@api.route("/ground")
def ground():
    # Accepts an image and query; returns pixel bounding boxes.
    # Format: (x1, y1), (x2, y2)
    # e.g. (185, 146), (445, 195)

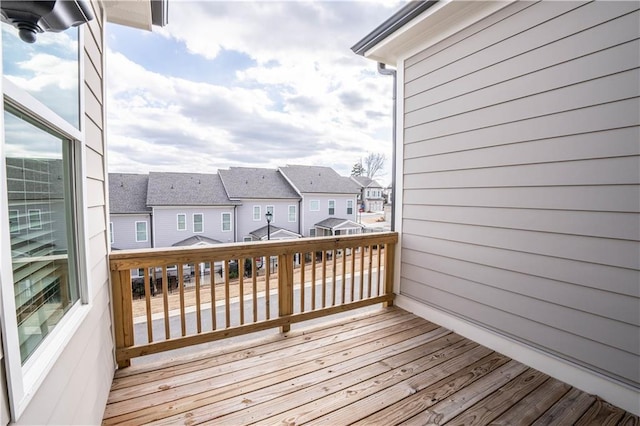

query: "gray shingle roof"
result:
(351, 176), (382, 189)
(109, 173), (150, 214)
(146, 172), (236, 206)
(279, 165), (360, 194)
(315, 217), (364, 229)
(219, 167), (300, 200)
(172, 235), (222, 246)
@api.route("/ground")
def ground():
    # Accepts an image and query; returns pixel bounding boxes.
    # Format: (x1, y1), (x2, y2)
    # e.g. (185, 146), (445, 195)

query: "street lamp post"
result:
(265, 211), (272, 240)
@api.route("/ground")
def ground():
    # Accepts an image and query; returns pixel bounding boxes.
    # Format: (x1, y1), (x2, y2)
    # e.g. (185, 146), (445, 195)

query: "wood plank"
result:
(575, 399), (626, 426)
(104, 320), (442, 424)
(532, 387), (596, 425)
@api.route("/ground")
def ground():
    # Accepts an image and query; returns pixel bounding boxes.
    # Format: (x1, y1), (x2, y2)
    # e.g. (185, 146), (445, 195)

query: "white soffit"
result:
(103, 0), (153, 31)
(365, 0), (511, 65)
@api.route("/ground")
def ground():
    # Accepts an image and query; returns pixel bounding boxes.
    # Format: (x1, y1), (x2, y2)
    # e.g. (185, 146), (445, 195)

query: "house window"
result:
(266, 205), (274, 220)
(288, 205), (296, 222)
(328, 200), (335, 215)
(253, 205), (261, 221)
(177, 213), (186, 231)
(310, 200), (319, 211)
(27, 209), (42, 230)
(193, 213), (204, 233)
(135, 221), (148, 242)
(109, 222), (114, 244)
(4, 108), (81, 364)
(222, 212), (231, 232)
(9, 209), (19, 234)
(347, 200), (353, 215)
(309, 228), (316, 237)
(243, 236), (253, 242)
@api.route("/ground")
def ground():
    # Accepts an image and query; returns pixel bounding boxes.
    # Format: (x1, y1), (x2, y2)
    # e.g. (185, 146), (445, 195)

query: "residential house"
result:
(146, 172), (238, 247)
(279, 165), (362, 237)
(353, 0), (639, 414)
(0, 0), (167, 423)
(108, 173), (152, 250)
(219, 167), (301, 241)
(351, 175), (385, 212)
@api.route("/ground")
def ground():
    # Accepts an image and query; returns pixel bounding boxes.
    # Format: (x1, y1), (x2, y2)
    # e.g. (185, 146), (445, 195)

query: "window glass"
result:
(288, 205), (296, 222)
(2, 24), (80, 128)
(193, 214), (203, 233)
(347, 200), (353, 215)
(253, 206), (260, 221)
(328, 200), (335, 215)
(135, 221), (147, 242)
(310, 200), (319, 211)
(266, 205), (274, 221)
(222, 213), (231, 231)
(4, 108), (79, 363)
(309, 229), (316, 237)
(177, 214), (186, 231)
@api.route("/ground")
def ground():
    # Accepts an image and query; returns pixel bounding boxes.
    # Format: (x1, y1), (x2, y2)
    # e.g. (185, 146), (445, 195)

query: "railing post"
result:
(278, 253), (294, 332)
(111, 268), (134, 368)
(383, 242), (396, 307)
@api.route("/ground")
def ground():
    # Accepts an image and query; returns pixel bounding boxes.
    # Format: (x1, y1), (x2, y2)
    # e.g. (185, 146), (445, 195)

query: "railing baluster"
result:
(331, 249), (336, 306)
(239, 257), (245, 325)
(350, 247), (355, 303)
(178, 264), (186, 337)
(377, 245), (382, 296)
(224, 259), (231, 328)
(195, 262), (202, 333)
(162, 266), (170, 339)
(311, 253), (316, 310)
(144, 267), (153, 342)
(299, 253), (305, 313)
(367, 245), (373, 298)
(341, 248), (346, 304)
(359, 246), (365, 300)
(321, 251), (327, 308)
(252, 258), (258, 323)
(210, 260), (216, 331)
(265, 255), (270, 320)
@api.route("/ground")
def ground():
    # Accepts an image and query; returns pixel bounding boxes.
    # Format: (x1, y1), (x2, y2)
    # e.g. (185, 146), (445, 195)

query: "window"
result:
(309, 228), (316, 237)
(177, 214), (186, 231)
(328, 200), (335, 215)
(135, 221), (148, 242)
(27, 209), (42, 230)
(222, 212), (231, 232)
(253, 206), (261, 221)
(310, 200), (319, 211)
(109, 222), (114, 244)
(193, 213), (204, 233)
(243, 236), (253, 242)
(288, 205), (296, 222)
(9, 209), (19, 234)
(4, 109), (81, 364)
(347, 200), (353, 215)
(266, 205), (274, 220)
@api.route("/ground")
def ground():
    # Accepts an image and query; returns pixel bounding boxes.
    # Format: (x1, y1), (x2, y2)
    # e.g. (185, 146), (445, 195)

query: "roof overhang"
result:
(104, 0), (168, 31)
(352, 0), (510, 65)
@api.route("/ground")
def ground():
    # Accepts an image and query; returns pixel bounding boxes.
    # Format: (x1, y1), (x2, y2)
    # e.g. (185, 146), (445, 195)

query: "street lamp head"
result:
(265, 211), (273, 224)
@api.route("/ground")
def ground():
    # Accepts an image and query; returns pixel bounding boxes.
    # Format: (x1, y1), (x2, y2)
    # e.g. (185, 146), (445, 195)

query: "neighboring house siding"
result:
(153, 207), (235, 247)
(236, 199), (299, 240)
(400, 0), (639, 391)
(301, 195), (358, 236)
(16, 3), (115, 423)
(111, 214), (152, 249)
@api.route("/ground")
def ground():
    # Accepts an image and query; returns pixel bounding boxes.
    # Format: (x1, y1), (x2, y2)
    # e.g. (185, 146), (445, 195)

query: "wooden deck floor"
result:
(103, 307), (638, 425)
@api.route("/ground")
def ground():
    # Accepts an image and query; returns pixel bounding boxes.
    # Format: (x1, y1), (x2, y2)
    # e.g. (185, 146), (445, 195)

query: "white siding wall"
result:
(110, 214), (152, 249)
(153, 207), (236, 247)
(15, 3), (115, 423)
(236, 199), (300, 240)
(301, 194), (358, 236)
(399, 0), (639, 391)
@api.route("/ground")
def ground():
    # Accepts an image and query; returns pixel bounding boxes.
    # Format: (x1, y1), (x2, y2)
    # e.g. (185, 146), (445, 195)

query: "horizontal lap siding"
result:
(400, 1), (640, 388)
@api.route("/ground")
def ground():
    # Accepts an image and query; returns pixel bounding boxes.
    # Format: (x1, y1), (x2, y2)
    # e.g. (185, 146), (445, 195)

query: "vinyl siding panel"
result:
(110, 214), (152, 249)
(236, 199), (300, 240)
(153, 207), (236, 247)
(399, 1), (640, 389)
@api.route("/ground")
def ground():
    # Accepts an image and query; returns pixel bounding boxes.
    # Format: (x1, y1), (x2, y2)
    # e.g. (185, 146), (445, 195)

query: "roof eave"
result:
(104, 0), (168, 31)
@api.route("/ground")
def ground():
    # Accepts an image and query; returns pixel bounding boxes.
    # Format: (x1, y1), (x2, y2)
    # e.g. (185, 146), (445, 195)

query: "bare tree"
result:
(364, 152), (386, 179)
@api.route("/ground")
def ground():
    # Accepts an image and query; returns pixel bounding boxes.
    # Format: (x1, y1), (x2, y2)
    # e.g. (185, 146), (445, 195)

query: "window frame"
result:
(0, 24), (91, 420)
(177, 213), (187, 231)
(221, 212), (231, 232)
(347, 200), (353, 215)
(328, 200), (335, 215)
(109, 222), (114, 244)
(27, 209), (42, 230)
(135, 221), (148, 242)
(9, 208), (19, 233)
(309, 200), (319, 211)
(193, 213), (204, 233)
(288, 205), (296, 222)
(253, 205), (261, 221)
(266, 205), (274, 221)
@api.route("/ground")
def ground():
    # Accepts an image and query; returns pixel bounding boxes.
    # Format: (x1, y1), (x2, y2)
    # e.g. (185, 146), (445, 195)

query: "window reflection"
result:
(2, 23), (79, 128)
(4, 109), (80, 363)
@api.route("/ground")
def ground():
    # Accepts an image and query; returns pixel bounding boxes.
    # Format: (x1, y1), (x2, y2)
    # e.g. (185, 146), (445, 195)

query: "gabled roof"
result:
(351, 176), (383, 189)
(249, 225), (301, 240)
(109, 173), (151, 214)
(279, 165), (360, 195)
(172, 235), (222, 247)
(146, 172), (236, 206)
(315, 218), (364, 230)
(219, 167), (300, 200)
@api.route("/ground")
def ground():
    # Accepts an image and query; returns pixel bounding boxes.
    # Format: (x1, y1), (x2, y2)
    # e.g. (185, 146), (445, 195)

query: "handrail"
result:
(109, 232), (398, 367)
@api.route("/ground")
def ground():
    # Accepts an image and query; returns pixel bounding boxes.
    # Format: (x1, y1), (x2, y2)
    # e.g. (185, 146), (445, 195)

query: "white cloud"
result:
(107, 1), (400, 183)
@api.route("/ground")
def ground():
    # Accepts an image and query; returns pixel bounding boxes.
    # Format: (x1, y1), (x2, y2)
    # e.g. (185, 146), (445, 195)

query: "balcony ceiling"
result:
(104, 0), (167, 31)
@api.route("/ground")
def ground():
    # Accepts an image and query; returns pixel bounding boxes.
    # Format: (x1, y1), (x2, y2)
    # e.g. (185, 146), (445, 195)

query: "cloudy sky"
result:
(105, 1), (402, 184)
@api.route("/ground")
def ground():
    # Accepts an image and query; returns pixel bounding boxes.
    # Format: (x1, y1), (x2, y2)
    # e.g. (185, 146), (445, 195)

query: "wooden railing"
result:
(109, 232), (398, 367)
